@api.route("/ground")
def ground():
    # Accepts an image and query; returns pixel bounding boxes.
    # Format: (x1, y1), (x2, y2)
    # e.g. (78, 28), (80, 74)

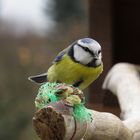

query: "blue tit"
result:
(28, 38), (103, 90)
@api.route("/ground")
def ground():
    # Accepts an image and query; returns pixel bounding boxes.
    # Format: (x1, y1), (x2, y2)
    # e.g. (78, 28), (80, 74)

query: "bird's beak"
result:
(88, 57), (101, 67)
(92, 56), (102, 67)
(93, 56), (99, 61)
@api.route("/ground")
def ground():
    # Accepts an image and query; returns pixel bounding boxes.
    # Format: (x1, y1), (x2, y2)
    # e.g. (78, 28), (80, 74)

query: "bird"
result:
(28, 38), (103, 90)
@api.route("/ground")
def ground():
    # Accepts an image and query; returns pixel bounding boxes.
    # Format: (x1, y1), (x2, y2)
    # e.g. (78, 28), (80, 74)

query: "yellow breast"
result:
(47, 55), (103, 90)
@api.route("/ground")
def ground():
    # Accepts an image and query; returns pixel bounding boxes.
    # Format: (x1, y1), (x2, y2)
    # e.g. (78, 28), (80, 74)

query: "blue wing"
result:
(53, 51), (66, 63)
(53, 47), (69, 63)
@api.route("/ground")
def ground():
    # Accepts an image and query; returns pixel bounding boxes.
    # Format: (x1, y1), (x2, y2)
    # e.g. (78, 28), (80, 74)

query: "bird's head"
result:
(68, 38), (102, 67)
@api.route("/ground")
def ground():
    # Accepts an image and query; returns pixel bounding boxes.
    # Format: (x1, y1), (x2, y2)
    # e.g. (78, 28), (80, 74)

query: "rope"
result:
(69, 119), (88, 140)
(70, 117), (77, 140)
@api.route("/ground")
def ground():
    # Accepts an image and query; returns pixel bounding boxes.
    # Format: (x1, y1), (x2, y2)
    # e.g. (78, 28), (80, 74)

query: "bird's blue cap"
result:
(80, 38), (94, 44)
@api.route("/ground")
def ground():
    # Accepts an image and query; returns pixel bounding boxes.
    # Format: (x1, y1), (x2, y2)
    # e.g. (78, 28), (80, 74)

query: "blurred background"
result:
(0, 0), (140, 139)
(0, 0), (88, 139)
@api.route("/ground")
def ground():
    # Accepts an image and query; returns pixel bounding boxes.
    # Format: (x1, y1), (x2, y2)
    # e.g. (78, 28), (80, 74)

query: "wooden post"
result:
(89, 0), (113, 103)
(33, 101), (133, 140)
(33, 63), (140, 140)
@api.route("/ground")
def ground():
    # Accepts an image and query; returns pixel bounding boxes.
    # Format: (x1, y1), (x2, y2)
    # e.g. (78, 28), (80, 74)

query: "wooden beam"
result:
(89, 0), (113, 103)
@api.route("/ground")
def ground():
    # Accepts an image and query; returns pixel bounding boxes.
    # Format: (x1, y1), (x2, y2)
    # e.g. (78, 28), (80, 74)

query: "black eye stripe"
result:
(98, 50), (101, 54)
(77, 44), (94, 56)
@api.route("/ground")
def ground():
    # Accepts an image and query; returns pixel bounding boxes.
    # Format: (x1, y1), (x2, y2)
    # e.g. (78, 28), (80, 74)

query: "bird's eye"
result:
(98, 50), (101, 54)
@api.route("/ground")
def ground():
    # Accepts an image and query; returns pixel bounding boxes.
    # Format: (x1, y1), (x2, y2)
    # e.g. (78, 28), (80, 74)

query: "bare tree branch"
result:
(103, 63), (140, 140)
(32, 62), (140, 140)
(33, 101), (132, 140)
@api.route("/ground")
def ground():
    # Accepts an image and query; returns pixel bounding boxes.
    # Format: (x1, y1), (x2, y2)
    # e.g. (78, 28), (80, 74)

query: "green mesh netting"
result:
(73, 104), (92, 122)
(35, 82), (59, 109)
(35, 82), (92, 122)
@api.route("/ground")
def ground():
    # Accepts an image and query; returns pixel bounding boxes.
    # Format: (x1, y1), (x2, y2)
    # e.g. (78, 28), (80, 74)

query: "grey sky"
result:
(0, 0), (54, 35)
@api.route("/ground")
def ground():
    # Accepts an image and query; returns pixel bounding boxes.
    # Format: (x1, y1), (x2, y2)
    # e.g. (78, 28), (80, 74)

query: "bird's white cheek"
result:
(75, 52), (93, 65)
(81, 55), (93, 65)
(73, 46), (93, 65)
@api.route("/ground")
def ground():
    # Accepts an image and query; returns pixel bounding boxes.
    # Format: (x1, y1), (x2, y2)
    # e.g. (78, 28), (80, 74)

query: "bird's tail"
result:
(28, 73), (47, 84)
